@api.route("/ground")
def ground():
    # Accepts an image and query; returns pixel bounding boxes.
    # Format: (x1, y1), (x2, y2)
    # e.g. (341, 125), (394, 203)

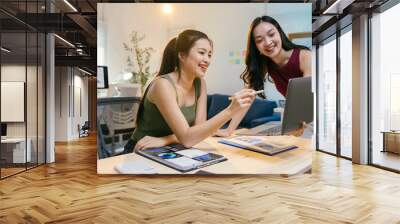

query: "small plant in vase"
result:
(123, 31), (156, 94)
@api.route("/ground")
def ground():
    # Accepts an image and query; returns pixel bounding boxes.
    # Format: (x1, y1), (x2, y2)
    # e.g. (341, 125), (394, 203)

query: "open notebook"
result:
(136, 144), (227, 173)
(219, 136), (298, 156)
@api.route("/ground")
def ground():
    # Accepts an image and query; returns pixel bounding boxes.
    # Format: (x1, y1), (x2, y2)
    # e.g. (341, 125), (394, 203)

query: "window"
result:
(339, 27), (352, 158)
(317, 35), (337, 154)
(370, 2), (400, 171)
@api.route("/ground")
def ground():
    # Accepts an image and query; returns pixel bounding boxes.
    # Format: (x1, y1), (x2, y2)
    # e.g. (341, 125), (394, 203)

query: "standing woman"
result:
(215, 16), (312, 137)
(124, 29), (256, 152)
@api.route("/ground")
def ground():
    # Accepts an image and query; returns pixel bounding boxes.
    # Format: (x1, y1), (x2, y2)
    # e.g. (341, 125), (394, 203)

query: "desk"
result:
(1, 138), (31, 163)
(97, 135), (312, 176)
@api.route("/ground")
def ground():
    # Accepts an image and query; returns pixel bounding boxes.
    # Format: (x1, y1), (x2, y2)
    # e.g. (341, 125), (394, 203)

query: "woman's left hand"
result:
(214, 128), (233, 137)
(134, 136), (168, 151)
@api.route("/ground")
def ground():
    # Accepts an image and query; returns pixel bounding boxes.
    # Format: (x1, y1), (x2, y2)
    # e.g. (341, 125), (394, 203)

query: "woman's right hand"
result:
(228, 89), (256, 113)
(134, 136), (169, 152)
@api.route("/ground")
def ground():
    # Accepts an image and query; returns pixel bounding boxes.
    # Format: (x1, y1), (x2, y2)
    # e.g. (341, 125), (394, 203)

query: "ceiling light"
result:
(63, 0), (78, 12)
(162, 4), (173, 14)
(54, 34), (75, 48)
(78, 67), (92, 76)
(323, 0), (354, 15)
(1, 47), (11, 53)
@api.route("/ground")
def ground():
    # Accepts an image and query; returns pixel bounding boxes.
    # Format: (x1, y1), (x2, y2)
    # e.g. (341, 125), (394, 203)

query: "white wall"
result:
(1, 65), (35, 137)
(98, 3), (311, 101)
(54, 67), (89, 141)
(55, 67), (68, 141)
(1, 65), (26, 139)
(98, 3), (166, 85)
(72, 74), (89, 137)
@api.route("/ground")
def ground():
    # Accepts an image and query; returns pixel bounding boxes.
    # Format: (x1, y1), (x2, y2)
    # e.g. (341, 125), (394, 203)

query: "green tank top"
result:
(130, 75), (201, 144)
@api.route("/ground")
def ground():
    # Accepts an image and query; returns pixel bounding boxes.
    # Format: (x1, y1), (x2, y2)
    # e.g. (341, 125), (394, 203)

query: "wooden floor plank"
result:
(0, 134), (400, 223)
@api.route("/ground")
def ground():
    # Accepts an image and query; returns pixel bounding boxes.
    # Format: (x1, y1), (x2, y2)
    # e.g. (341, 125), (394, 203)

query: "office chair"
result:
(78, 121), (90, 138)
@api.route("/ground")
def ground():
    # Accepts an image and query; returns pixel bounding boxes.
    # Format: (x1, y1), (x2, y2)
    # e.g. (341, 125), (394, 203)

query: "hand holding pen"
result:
(228, 90), (263, 100)
(227, 89), (261, 112)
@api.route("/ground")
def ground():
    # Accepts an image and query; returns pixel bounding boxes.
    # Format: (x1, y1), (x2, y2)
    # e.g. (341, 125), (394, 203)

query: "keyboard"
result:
(236, 123), (282, 136)
(256, 124), (282, 136)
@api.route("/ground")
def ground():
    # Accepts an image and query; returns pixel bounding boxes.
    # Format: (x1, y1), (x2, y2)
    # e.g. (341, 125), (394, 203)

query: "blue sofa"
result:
(207, 94), (281, 128)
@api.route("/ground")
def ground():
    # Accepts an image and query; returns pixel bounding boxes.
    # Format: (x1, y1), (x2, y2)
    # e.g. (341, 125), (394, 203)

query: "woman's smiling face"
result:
(253, 21), (282, 59)
(179, 38), (213, 78)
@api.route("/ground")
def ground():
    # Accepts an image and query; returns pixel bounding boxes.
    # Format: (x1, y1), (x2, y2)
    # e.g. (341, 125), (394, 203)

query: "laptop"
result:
(237, 76), (313, 136)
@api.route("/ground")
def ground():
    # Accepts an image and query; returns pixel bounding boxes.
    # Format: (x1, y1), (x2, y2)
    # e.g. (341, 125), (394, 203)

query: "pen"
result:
(228, 90), (264, 100)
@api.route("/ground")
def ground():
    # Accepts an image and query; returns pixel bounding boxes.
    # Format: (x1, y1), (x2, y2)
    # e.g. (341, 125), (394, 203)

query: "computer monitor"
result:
(1, 123), (7, 137)
(97, 66), (109, 89)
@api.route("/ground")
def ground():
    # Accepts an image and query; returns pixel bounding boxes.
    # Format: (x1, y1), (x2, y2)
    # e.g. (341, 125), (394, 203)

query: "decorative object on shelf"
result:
(123, 31), (156, 94)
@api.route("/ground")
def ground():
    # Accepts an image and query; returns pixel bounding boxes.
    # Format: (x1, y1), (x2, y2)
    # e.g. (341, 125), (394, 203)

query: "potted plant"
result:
(123, 31), (156, 94)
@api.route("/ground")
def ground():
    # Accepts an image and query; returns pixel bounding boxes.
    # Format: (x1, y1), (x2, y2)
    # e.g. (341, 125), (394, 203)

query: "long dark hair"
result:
(240, 16), (309, 98)
(135, 30), (212, 126)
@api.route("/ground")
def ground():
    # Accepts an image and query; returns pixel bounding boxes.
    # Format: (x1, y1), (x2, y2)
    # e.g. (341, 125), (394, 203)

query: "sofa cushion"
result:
(241, 98), (277, 127)
(207, 94), (231, 119)
(250, 112), (281, 127)
(207, 94), (278, 128)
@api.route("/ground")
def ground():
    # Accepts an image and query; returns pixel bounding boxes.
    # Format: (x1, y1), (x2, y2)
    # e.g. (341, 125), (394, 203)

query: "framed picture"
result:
(97, 66), (109, 89)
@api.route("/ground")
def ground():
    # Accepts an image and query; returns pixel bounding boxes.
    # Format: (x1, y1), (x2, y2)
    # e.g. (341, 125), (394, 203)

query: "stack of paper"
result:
(114, 160), (156, 174)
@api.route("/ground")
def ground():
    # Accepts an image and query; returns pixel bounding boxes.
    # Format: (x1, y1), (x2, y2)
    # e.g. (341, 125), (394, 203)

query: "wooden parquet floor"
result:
(1, 134), (400, 224)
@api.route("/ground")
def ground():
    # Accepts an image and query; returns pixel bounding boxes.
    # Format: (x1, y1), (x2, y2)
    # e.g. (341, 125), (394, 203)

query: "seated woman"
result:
(125, 29), (256, 152)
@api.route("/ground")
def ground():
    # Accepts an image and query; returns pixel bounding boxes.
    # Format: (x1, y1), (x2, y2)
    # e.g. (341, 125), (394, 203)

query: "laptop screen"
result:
(281, 76), (313, 134)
